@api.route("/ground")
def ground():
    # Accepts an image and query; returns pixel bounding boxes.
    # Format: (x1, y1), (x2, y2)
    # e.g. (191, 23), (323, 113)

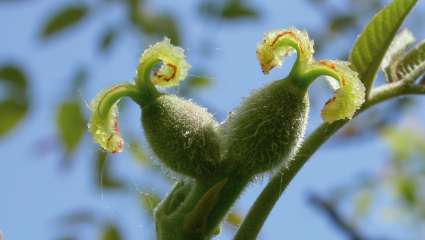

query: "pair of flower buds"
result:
(88, 28), (365, 179)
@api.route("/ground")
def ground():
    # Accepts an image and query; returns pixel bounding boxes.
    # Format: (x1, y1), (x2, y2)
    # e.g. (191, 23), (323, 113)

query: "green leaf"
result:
(0, 100), (27, 137)
(139, 192), (161, 217)
(41, 5), (88, 39)
(56, 100), (86, 154)
(0, 65), (29, 137)
(99, 224), (121, 240)
(396, 40), (425, 82)
(349, 0), (417, 96)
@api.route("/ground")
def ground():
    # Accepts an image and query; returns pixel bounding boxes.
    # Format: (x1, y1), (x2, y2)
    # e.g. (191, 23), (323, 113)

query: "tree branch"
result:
(308, 193), (366, 240)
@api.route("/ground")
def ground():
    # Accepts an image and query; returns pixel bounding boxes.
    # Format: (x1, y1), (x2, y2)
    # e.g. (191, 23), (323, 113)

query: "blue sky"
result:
(1, 0), (425, 239)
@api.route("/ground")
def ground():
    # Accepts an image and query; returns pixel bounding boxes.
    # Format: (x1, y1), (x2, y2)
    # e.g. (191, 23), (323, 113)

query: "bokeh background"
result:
(1, 0), (425, 239)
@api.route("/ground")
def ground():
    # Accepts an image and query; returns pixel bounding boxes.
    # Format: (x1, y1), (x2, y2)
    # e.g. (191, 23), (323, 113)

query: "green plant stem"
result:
(97, 83), (142, 116)
(204, 175), (251, 236)
(233, 82), (425, 240)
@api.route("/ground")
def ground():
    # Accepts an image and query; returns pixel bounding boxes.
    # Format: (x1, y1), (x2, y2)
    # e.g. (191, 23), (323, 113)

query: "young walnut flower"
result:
(88, 84), (139, 153)
(256, 28), (314, 74)
(304, 60), (366, 122)
(88, 38), (221, 179)
(221, 28), (366, 176)
(138, 38), (190, 87)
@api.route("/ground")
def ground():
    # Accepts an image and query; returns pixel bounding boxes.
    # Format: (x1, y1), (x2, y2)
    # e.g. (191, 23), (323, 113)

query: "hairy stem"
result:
(96, 84), (142, 116)
(233, 82), (425, 240)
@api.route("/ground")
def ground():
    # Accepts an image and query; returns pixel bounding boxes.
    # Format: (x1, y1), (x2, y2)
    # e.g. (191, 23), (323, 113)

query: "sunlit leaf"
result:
(225, 211), (243, 228)
(41, 5), (88, 39)
(349, 0), (417, 96)
(56, 100), (86, 154)
(99, 224), (121, 240)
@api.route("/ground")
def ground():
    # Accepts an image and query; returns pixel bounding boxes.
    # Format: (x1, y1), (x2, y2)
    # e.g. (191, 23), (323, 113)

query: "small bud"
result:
(136, 38), (221, 179)
(142, 95), (221, 178)
(138, 37), (190, 88)
(256, 28), (314, 74)
(304, 60), (366, 122)
(88, 87), (124, 153)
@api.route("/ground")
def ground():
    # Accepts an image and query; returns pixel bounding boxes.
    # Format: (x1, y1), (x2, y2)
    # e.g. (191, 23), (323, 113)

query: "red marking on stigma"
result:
(154, 63), (177, 82)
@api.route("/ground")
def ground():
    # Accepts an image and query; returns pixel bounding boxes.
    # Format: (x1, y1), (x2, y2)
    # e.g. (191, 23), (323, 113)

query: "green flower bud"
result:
(136, 38), (221, 179)
(221, 28), (365, 176)
(88, 38), (222, 179)
(220, 79), (309, 175)
(142, 94), (221, 178)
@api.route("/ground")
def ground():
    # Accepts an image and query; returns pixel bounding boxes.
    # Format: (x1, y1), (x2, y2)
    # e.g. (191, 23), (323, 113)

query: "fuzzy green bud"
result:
(142, 95), (221, 178)
(220, 28), (365, 176)
(220, 79), (309, 175)
(136, 38), (221, 179)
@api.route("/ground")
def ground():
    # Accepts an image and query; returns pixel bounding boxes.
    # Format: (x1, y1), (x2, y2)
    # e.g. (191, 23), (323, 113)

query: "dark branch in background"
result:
(308, 193), (367, 240)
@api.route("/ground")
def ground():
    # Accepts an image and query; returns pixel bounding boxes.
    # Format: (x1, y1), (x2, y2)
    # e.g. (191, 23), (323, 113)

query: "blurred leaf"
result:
(99, 224), (121, 240)
(129, 140), (150, 166)
(329, 15), (357, 33)
(0, 99), (28, 137)
(354, 190), (372, 218)
(381, 128), (415, 161)
(95, 151), (125, 190)
(225, 211), (243, 228)
(0, 64), (29, 137)
(59, 210), (96, 226)
(56, 100), (86, 154)
(99, 28), (118, 53)
(187, 75), (212, 89)
(71, 67), (88, 92)
(139, 192), (161, 217)
(394, 177), (417, 206)
(141, 15), (180, 45)
(56, 237), (77, 240)
(126, 0), (181, 44)
(41, 5), (88, 39)
(349, 0), (417, 95)
(0, 64), (27, 92)
(200, 0), (259, 21)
